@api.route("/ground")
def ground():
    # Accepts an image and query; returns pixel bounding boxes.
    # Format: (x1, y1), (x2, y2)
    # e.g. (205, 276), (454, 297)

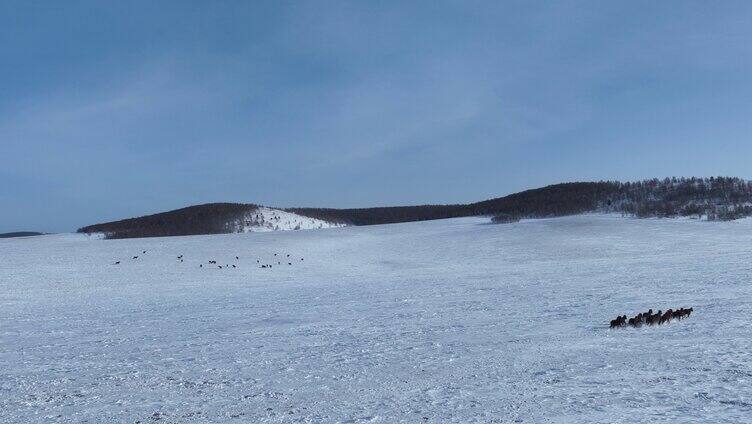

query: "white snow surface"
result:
(235, 207), (345, 233)
(2, 215), (752, 422)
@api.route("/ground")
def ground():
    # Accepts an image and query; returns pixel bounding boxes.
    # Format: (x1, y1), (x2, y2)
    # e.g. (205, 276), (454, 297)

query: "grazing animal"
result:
(236, 256), (239, 260)
(685, 307), (693, 317)
(114, 261), (120, 265)
(200, 264), (203, 268)
(232, 265), (236, 268)
(287, 254), (290, 257)
(257, 260), (260, 263)
(218, 265), (223, 269)
(274, 253), (277, 256)
(143, 250), (146, 254)
(133, 256), (138, 259)
(288, 262), (291, 265)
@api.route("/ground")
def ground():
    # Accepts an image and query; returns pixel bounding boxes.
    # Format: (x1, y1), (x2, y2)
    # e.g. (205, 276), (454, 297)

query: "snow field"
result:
(2, 215), (752, 422)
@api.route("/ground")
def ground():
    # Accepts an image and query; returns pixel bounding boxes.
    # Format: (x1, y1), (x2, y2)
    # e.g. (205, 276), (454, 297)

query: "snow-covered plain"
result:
(2, 215), (752, 423)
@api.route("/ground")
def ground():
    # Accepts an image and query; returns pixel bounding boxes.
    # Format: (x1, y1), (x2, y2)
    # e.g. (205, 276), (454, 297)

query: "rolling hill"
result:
(78, 177), (752, 239)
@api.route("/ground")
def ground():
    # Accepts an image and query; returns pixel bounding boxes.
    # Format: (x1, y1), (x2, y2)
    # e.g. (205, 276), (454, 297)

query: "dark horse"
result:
(610, 315), (627, 328)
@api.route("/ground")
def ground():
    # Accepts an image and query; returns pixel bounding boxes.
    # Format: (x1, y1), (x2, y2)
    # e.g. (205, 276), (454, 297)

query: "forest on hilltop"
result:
(78, 177), (752, 239)
(78, 203), (258, 239)
(294, 177), (752, 225)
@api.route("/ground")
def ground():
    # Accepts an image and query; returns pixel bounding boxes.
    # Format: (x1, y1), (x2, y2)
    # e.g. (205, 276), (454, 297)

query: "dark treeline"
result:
(0, 231), (45, 238)
(288, 204), (469, 226)
(471, 181), (620, 217)
(490, 214), (520, 224)
(78, 203), (258, 239)
(292, 178), (752, 224)
(289, 182), (621, 225)
(78, 177), (752, 239)
(605, 177), (752, 220)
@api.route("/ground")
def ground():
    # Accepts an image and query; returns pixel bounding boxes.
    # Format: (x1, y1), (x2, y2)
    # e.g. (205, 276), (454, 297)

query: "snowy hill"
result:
(4, 215), (751, 422)
(77, 203), (345, 239)
(233, 207), (345, 232)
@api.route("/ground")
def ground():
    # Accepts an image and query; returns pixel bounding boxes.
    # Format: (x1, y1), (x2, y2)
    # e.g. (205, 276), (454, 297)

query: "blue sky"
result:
(2, 1), (752, 232)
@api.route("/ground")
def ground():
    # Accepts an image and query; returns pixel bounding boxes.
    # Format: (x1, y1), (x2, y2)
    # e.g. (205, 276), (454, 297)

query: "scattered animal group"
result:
(113, 250), (305, 271)
(610, 307), (693, 328)
(258, 253), (304, 269)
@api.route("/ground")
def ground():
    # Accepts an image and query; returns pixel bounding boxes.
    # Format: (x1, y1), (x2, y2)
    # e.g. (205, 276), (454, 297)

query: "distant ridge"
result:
(79, 177), (752, 239)
(291, 177), (752, 224)
(79, 203), (256, 239)
(0, 231), (45, 238)
(77, 203), (343, 239)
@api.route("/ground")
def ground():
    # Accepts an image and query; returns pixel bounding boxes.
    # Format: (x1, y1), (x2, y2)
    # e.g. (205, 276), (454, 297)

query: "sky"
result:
(2, 1), (752, 233)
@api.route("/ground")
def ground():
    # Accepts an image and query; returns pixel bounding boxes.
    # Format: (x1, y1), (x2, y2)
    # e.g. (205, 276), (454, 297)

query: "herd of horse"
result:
(610, 307), (693, 328)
